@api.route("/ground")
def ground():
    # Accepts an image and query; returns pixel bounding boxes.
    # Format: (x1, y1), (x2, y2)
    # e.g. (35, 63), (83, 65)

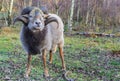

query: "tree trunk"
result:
(56, 7), (59, 15)
(8, 0), (14, 26)
(68, 0), (75, 33)
(86, 0), (90, 25)
(23, 0), (26, 8)
(37, 0), (40, 7)
(91, 0), (96, 27)
(9, 0), (13, 16)
(77, 1), (80, 22)
(1, 0), (8, 26)
(29, 0), (32, 6)
(0, 0), (3, 11)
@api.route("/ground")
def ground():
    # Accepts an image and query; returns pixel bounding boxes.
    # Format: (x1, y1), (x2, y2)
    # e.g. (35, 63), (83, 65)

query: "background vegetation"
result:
(0, 0), (120, 33)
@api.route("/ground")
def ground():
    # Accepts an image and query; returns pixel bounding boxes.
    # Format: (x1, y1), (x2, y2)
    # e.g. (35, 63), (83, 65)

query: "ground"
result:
(0, 27), (120, 81)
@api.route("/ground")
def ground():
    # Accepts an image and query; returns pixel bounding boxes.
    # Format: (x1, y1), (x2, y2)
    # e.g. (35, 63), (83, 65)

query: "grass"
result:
(0, 27), (120, 81)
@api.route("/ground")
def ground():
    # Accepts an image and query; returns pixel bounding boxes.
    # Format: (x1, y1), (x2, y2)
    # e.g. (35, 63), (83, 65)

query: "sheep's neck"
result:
(24, 27), (47, 54)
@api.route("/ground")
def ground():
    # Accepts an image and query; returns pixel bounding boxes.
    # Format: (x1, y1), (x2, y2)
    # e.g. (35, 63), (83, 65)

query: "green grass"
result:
(0, 27), (120, 81)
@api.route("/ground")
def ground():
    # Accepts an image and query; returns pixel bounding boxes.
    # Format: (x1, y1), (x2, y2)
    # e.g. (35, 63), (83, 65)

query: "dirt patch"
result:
(112, 50), (120, 57)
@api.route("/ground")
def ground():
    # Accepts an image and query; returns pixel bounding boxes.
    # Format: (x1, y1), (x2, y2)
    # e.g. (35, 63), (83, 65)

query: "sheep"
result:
(14, 7), (66, 78)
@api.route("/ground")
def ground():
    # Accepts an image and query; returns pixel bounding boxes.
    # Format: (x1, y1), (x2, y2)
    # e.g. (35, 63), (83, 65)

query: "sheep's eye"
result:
(29, 15), (33, 18)
(29, 15), (34, 20)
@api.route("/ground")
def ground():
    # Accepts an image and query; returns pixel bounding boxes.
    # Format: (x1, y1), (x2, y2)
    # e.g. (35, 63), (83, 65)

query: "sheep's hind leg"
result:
(42, 49), (49, 77)
(25, 54), (32, 78)
(49, 50), (53, 64)
(58, 45), (66, 71)
(49, 45), (57, 64)
(58, 45), (72, 80)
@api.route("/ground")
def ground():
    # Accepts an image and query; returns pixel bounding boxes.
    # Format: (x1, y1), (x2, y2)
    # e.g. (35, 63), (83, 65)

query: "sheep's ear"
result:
(13, 15), (29, 25)
(44, 16), (58, 26)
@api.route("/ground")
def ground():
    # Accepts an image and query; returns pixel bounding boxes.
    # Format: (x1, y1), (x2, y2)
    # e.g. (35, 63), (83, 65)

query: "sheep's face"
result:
(28, 9), (45, 32)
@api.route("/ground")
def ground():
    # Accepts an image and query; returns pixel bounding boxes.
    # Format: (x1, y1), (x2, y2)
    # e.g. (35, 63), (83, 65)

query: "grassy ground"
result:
(0, 27), (120, 81)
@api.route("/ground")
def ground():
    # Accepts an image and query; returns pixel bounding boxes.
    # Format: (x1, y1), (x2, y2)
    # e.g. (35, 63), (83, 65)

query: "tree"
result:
(8, 0), (14, 26)
(77, 0), (80, 22)
(85, 0), (90, 25)
(68, 0), (75, 32)
(32, 0), (40, 7)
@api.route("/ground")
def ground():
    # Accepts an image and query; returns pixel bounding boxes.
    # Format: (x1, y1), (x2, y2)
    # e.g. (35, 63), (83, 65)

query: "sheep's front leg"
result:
(49, 50), (53, 64)
(42, 50), (49, 77)
(25, 54), (32, 77)
(58, 45), (66, 71)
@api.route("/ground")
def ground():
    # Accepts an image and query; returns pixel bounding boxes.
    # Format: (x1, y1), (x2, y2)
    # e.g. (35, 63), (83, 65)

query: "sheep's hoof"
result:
(47, 61), (52, 65)
(62, 69), (66, 72)
(43, 74), (52, 80)
(49, 61), (52, 64)
(24, 74), (29, 79)
(47, 61), (53, 65)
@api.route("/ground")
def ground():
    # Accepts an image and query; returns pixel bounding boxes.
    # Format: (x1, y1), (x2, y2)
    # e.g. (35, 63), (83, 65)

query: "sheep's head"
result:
(14, 7), (58, 32)
(27, 8), (45, 31)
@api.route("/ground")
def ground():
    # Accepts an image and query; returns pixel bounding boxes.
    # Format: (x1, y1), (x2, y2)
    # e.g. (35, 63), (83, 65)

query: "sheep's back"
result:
(46, 14), (64, 52)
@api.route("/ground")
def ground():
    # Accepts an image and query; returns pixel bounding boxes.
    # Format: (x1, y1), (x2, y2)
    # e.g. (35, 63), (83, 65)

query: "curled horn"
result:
(13, 15), (29, 25)
(45, 16), (59, 26)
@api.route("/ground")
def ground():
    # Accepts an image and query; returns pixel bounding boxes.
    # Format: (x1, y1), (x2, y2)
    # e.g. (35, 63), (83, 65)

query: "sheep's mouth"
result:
(32, 28), (41, 32)
(33, 27), (41, 30)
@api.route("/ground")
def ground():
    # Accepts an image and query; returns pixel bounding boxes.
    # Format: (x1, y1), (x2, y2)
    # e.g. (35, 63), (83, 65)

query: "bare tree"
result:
(68, 0), (75, 32)
(77, 0), (80, 22)
(32, 0), (40, 7)
(49, 0), (64, 15)
(1, 0), (120, 32)
(7, 0), (14, 26)
(29, 0), (32, 6)
(9, 0), (14, 16)
(86, 0), (90, 25)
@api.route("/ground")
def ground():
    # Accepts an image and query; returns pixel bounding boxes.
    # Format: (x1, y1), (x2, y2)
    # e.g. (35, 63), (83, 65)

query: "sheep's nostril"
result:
(35, 22), (40, 25)
(35, 22), (41, 27)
